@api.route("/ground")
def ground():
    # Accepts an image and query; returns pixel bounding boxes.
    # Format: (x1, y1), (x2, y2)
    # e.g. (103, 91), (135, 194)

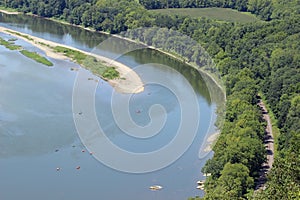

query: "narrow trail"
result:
(255, 98), (275, 191)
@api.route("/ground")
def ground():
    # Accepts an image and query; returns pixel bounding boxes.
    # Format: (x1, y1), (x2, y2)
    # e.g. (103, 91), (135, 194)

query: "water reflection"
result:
(120, 49), (212, 104)
(0, 13), (108, 50)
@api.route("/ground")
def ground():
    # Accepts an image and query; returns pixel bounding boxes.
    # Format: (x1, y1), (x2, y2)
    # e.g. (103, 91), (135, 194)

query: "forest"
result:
(1, 0), (299, 199)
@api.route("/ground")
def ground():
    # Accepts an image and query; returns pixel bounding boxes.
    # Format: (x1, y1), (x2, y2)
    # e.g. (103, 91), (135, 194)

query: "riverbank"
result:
(151, 47), (225, 94)
(0, 26), (144, 94)
(203, 132), (220, 152)
(112, 34), (226, 95)
(0, 9), (20, 15)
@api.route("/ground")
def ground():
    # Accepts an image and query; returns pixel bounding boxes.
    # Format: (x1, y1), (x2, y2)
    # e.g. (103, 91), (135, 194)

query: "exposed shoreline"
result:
(0, 9), (20, 15)
(0, 25), (144, 94)
(203, 132), (220, 152)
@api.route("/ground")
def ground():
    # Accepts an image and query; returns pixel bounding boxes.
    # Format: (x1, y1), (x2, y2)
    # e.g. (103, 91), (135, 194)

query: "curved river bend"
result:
(0, 13), (222, 200)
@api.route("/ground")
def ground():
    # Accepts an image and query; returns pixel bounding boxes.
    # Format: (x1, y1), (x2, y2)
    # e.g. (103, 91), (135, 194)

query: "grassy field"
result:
(150, 8), (260, 23)
(20, 50), (53, 66)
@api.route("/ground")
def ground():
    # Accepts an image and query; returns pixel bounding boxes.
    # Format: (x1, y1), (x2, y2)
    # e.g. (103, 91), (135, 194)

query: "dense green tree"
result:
(255, 130), (300, 199)
(204, 163), (254, 199)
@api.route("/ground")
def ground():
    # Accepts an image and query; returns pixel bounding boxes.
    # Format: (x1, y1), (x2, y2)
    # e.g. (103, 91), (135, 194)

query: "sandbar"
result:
(0, 26), (144, 94)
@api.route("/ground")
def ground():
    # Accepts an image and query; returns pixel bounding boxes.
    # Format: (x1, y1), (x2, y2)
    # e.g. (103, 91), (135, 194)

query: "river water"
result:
(0, 13), (222, 200)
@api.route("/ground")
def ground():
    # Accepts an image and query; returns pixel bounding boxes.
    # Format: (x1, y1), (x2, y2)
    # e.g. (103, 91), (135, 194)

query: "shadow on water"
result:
(126, 49), (212, 103)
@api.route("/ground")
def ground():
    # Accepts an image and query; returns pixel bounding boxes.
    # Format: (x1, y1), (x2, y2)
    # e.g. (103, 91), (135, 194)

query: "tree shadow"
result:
(266, 149), (273, 155)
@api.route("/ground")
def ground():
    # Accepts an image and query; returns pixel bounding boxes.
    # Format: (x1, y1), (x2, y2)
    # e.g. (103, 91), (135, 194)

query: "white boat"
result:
(203, 173), (211, 177)
(197, 180), (205, 185)
(149, 185), (163, 191)
(197, 185), (204, 190)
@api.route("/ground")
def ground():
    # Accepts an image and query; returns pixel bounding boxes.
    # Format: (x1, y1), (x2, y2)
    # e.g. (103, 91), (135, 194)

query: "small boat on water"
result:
(197, 185), (204, 190)
(197, 180), (205, 185)
(203, 173), (211, 177)
(149, 185), (163, 191)
(196, 180), (205, 190)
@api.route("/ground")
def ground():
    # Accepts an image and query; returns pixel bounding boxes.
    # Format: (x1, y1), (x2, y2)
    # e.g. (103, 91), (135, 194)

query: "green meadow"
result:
(150, 8), (260, 23)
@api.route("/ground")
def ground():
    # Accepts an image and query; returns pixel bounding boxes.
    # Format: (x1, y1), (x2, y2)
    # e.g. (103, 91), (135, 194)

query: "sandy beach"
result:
(0, 9), (20, 15)
(203, 132), (220, 152)
(0, 26), (144, 94)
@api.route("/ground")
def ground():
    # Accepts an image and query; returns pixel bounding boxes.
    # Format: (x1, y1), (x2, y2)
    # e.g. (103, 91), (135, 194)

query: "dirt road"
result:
(255, 99), (275, 190)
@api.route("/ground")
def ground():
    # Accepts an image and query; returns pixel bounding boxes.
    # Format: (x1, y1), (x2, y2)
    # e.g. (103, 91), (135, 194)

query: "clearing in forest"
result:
(150, 8), (260, 23)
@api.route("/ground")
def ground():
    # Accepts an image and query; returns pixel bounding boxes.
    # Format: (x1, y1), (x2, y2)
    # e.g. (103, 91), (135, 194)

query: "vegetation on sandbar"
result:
(102, 67), (120, 80)
(1, 32), (119, 79)
(53, 46), (87, 64)
(20, 50), (53, 66)
(54, 46), (120, 79)
(0, 36), (21, 50)
(6, 30), (33, 41)
(0, 36), (52, 66)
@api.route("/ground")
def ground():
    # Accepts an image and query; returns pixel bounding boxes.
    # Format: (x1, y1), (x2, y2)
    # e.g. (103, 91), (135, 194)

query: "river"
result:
(0, 13), (223, 200)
